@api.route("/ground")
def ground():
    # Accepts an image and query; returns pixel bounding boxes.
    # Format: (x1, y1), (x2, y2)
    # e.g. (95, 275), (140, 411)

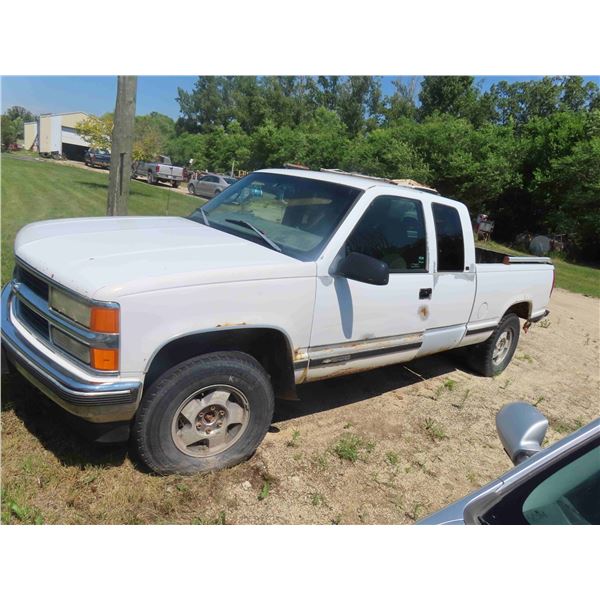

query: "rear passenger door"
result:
(419, 202), (476, 352)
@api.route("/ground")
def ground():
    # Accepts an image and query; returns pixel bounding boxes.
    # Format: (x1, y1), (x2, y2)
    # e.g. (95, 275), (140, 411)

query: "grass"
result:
(550, 418), (584, 435)
(1, 154), (201, 284)
(423, 418), (447, 442)
(477, 240), (600, 298)
(287, 430), (301, 448)
(332, 434), (375, 463)
(384, 451), (400, 466)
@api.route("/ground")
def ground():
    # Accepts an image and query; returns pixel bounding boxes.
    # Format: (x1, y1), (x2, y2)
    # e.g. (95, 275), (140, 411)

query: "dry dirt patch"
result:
(2, 288), (598, 524)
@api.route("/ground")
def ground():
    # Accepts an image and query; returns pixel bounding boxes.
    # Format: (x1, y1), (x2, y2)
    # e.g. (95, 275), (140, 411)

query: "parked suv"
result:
(188, 173), (236, 198)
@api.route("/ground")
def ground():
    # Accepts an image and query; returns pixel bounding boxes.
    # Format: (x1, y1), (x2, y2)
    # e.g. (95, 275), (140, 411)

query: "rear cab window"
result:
(432, 202), (465, 272)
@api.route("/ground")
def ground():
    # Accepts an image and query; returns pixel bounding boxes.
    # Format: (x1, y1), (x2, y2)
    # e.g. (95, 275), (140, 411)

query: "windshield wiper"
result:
(225, 219), (282, 253)
(199, 207), (210, 227)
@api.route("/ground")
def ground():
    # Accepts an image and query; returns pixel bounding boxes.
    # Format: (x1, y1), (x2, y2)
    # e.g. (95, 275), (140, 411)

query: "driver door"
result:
(307, 193), (434, 381)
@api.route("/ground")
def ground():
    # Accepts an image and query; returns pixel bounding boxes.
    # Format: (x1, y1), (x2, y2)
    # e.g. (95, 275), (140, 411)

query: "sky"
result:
(2, 76), (598, 121)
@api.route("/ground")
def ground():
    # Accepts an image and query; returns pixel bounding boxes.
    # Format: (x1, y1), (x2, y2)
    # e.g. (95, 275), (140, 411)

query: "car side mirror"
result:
(336, 252), (389, 286)
(496, 402), (548, 465)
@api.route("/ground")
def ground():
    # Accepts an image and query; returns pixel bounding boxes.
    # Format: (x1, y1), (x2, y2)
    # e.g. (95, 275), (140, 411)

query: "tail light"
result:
(155, 165), (160, 173)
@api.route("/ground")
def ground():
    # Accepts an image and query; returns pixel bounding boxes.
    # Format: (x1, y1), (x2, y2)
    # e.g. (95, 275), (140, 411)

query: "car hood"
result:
(15, 216), (314, 300)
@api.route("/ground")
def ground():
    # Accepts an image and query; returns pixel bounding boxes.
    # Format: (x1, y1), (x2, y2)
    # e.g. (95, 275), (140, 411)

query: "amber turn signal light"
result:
(90, 307), (119, 333)
(91, 348), (119, 371)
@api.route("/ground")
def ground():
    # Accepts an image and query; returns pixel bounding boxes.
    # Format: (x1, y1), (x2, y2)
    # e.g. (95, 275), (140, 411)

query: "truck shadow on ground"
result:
(3, 352), (472, 471)
(2, 374), (128, 470)
(273, 352), (470, 424)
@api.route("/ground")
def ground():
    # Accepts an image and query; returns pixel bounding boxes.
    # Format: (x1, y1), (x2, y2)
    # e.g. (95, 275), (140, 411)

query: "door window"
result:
(521, 445), (600, 525)
(481, 439), (600, 524)
(432, 203), (465, 272)
(346, 195), (427, 272)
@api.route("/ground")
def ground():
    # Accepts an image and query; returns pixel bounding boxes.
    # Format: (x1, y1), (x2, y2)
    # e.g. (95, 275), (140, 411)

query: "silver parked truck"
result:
(132, 155), (184, 188)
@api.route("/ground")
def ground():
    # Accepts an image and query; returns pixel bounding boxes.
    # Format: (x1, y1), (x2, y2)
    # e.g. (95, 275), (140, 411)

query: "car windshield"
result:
(188, 172), (361, 260)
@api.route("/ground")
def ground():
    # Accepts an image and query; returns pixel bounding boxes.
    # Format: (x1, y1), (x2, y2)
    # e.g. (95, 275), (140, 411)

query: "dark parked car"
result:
(85, 149), (111, 169)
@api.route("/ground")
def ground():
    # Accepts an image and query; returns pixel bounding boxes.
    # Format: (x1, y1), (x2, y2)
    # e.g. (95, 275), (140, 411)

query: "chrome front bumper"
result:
(1, 284), (142, 423)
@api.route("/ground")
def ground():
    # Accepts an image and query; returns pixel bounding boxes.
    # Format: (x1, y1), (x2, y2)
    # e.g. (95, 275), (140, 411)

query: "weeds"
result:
(423, 418), (447, 442)
(311, 452), (329, 471)
(192, 511), (226, 525)
(452, 388), (470, 409)
(551, 418), (584, 435)
(539, 319), (551, 329)
(533, 395), (545, 407)
(517, 353), (533, 363)
(258, 481), (270, 501)
(405, 502), (426, 522)
(443, 379), (457, 392)
(332, 434), (375, 463)
(385, 451), (400, 466)
(1, 488), (44, 525)
(499, 379), (512, 390)
(287, 430), (301, 448)
(310, 493), (325, 507)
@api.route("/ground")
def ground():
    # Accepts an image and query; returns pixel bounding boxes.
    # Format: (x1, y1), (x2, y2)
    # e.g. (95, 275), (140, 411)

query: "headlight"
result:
(50, 288), (91, 327)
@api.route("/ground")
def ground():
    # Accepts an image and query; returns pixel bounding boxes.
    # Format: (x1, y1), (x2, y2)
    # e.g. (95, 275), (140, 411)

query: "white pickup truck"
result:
(1, 169), (554, 474)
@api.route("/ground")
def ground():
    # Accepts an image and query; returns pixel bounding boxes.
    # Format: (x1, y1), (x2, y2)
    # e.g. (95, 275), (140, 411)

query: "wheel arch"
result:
(143, 326), (298, 401)
(504, 300), (532, 320)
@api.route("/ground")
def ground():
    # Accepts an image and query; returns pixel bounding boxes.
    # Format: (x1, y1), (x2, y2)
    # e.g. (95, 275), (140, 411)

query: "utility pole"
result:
(107, 76), (137, 216)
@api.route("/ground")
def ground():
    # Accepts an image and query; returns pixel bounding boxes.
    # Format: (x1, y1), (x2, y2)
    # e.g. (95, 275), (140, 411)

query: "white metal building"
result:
(24, 112), (91, 160)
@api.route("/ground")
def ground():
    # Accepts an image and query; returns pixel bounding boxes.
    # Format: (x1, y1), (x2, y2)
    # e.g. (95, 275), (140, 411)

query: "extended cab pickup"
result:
(1, 169), (554, 474)
(132, 155), (184, 188)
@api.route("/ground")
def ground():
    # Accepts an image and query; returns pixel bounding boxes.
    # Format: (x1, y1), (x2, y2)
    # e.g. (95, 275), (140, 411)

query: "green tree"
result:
(76, 113), (113, 149)
(345, 126), (430, 183)
(1, 115), (19, 149)
(3, 106), (35, 140)
(133, 112), (175, 161)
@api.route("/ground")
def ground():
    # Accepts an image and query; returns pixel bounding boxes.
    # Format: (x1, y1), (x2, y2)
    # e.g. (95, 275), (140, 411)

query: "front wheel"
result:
(132, 352), (275, 475)
(465, 312), (520, 377)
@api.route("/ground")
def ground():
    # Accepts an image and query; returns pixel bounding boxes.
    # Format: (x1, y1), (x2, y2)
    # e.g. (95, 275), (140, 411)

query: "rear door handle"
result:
(419, 288), (432, 300)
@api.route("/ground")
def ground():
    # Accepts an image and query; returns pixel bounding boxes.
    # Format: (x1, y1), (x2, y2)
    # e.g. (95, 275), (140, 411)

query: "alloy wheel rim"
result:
(171, 385), (249, 457)
(492, 330), (513, 365)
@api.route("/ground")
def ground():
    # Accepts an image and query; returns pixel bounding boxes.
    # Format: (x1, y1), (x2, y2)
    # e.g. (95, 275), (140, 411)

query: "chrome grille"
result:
(16, 299), (50, 340)
(15, 265), (49, 301)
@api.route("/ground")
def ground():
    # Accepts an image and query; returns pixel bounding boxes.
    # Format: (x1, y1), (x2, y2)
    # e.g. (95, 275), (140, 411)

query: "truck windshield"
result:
(188, 172), (361, 260)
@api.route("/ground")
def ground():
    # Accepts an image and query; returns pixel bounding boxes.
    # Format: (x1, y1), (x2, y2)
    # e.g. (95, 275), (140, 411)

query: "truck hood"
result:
(15, 216), (315, 300)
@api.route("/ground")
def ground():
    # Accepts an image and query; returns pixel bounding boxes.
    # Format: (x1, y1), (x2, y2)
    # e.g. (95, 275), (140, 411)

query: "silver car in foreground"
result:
(419, 403), (599, 525)
(188, 173), (237, 198)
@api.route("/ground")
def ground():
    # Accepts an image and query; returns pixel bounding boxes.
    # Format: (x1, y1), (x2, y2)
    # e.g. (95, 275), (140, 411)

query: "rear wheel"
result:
(132, 352), (275, 475)
(213, 188), (222, 197)
(465, 312), (520, 377)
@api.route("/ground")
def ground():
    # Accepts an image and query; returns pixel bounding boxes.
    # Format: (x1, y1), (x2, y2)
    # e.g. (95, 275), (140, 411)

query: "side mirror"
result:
(496, 402), (548, 465)
(336, 252), (389, 286)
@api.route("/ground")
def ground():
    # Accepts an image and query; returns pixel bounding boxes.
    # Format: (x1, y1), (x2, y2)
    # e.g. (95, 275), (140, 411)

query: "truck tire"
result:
(132, 352), (275, 475)
(171, 180), (180, 188)
(465, 312), (520, 377)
